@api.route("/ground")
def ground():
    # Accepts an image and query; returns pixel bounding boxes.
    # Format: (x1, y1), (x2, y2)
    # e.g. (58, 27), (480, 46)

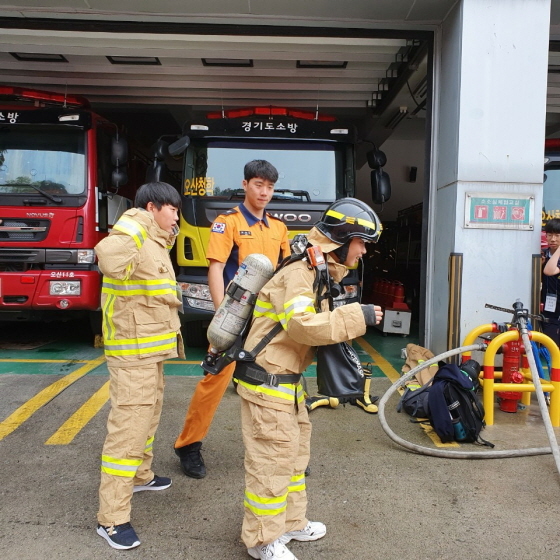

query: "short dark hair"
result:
(134, 181), (181, 210)
(544, 218), (560, 234)
(244, 160), (279, 183)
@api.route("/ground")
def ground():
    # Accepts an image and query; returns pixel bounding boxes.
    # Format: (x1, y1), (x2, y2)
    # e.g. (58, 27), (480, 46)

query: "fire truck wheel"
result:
(89, 311), (102, 337)
(182, 320), (208, 348)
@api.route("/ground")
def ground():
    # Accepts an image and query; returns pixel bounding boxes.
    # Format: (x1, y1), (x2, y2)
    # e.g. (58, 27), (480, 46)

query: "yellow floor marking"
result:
(355, 337), (459, 448)
(164, 360), (204, 365)
(355, 337), (401, 382)
(46, 380), (110, 445)
(0, 359), (89, 363)
(0, 355), (106, 441)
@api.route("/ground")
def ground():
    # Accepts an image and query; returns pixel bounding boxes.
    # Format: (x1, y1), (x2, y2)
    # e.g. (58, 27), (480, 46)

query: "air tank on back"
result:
(206, 253), (275, 356)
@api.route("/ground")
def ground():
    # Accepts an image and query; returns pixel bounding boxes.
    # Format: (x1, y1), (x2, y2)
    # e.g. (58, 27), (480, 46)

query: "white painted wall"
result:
(428, 0), (550, 354)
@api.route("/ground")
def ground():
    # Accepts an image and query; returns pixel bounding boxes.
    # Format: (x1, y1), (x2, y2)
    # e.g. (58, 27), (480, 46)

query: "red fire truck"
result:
(0, 86), (132, 331)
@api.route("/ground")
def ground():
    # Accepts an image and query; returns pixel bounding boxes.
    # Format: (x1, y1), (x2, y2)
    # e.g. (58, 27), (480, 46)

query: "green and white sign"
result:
(465, 193), (534, 230)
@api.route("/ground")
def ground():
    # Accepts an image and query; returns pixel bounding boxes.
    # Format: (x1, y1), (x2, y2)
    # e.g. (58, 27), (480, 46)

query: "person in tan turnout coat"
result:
(94, 181), (184, 551)
(235, 198), (383, 560)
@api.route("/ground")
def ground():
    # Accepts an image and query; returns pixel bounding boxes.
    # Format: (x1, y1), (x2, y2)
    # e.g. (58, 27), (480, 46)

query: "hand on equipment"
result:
(361, 304), (383, 326)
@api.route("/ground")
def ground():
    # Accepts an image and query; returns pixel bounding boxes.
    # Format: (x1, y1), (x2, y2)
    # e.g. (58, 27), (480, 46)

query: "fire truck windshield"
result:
(0, 125), (86, 197)
(186, 139), (342, 202)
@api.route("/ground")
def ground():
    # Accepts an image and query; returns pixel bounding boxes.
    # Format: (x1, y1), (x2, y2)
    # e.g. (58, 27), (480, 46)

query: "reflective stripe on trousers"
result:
(240, 397), (311, 548)
(97, 361), (164, 526)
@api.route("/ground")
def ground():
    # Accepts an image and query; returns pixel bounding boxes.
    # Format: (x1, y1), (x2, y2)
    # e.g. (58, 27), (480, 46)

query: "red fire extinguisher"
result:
(497, 338), (524, 413)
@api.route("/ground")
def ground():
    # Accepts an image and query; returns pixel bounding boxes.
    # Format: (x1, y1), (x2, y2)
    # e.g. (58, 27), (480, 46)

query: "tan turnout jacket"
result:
(236, 227), (366, 411)
(95, 208), (184, 367)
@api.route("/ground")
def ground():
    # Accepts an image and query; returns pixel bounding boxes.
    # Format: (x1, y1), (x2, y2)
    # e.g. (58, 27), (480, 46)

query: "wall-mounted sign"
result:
(464, 193), (534, 230)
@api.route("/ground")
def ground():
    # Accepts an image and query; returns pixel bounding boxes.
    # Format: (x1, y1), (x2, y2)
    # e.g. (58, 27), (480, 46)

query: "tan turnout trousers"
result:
(97, 361), (164, 526)
(240, 396), (311, 548)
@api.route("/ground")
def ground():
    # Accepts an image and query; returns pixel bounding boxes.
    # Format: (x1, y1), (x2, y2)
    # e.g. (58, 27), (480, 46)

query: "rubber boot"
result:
(305, 396), (339, 412)
(353, 371), (379, 414)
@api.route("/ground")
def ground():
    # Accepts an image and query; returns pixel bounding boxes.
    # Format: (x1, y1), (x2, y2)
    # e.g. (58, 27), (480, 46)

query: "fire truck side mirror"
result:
(111, 137), (128, 167)
(112, 168), (128, 188)
(168, 135), (190, 157)
(366, 148), (387, 169)
(145, 161), (164, 184)
(371, 169), (391, 204)
(152, 139), (169, 161)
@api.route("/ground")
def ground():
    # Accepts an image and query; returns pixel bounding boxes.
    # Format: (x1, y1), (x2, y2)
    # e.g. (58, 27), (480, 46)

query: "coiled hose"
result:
(377, 343), (559, 465)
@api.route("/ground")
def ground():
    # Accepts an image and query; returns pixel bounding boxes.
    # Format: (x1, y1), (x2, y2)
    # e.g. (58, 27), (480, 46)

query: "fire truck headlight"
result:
(50, 281), (81, 296)
(77, 249), (96, 263)
(178, 282), (215, 311)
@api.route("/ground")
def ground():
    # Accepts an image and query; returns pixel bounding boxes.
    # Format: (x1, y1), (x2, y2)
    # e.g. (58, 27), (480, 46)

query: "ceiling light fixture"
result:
(10, 52), (67, 63)
(297, 60), (347, 69)
(107, 56), (161, 65)
(202, 58), (253, 67)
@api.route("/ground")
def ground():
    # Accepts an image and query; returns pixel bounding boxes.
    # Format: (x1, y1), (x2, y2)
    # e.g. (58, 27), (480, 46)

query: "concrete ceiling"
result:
(0, 1), (559, 141)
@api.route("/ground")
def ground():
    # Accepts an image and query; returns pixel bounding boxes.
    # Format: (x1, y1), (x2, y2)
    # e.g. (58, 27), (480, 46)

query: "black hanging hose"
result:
(377, 343), (556, 460)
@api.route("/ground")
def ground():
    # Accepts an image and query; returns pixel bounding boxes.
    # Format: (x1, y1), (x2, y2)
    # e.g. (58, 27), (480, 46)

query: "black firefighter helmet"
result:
(316, 197), (382, 245)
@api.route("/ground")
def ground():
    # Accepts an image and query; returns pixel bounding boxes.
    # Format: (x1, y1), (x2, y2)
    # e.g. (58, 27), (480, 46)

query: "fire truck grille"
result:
(0, 219), (49, 241)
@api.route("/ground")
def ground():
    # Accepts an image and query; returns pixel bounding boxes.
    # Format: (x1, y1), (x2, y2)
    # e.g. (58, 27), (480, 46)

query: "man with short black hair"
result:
(173, 160), (290, 479)
(95, 181), (184, 550)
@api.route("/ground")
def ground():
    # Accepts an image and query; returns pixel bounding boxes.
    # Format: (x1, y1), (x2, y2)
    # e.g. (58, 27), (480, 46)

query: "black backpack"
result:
(428, 363), (494, 447)
(396, 381), (431, 419)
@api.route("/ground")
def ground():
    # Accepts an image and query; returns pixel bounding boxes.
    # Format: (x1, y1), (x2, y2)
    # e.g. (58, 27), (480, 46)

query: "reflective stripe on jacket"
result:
(95, 208), (184, 366)
(236, 227), (366, 412)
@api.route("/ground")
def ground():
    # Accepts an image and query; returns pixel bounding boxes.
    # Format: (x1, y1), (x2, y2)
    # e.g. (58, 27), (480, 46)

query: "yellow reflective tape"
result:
(244, 501), (287, 516)
(113, 216), (147, 249)
(325, 209), (378, 231)
(102, 287), (177, 297)
(284, 302), (315, 323)
(102, 293), (117, 340)
(101, 466), (137, 477)
(235, 378), (304, 403)
(289, 472), (306, 492)
(244, 490), (287, 515)
(245, 490), (287, 505)
(102, 454), (142, 466)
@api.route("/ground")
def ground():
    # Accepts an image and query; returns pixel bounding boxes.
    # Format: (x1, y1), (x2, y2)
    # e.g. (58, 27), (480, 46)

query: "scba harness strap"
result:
(204, 243), (338, 380)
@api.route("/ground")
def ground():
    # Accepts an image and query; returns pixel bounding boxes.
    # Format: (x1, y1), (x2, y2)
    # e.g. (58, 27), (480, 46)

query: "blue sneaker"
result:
(97, 522), (140, 550)
(133, 474), (172, 493)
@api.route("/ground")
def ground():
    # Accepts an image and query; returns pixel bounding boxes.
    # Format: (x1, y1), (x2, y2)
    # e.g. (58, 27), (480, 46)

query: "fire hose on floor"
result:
(377, 300), (560, 478)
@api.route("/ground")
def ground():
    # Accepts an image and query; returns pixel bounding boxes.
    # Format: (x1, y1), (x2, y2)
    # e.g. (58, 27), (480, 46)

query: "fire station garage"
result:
(3, 3), (560, 560)
(1, 1), (559, 351)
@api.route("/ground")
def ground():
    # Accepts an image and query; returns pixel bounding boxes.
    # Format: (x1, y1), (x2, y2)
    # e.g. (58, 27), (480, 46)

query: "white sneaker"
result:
(247, 538), (297, 560)
(279, 521), (326, 545)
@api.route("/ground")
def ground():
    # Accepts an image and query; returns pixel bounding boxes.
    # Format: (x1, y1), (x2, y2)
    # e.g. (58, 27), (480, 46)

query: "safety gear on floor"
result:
(305, 396), (339, 411)
(315, 197), (382, 245)
(175, 441), (206, 479)
(248, 538), (297, 560)
(279, 520), (326, 544)
(97, 522), (141, 550)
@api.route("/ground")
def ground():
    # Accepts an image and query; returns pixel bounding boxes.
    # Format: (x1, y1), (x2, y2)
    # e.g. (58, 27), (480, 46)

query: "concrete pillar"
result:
(427, 0), (551, 354)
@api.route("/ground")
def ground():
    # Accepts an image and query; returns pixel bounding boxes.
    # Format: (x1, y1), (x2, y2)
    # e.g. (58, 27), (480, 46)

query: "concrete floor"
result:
(1, 321), (560, 559)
